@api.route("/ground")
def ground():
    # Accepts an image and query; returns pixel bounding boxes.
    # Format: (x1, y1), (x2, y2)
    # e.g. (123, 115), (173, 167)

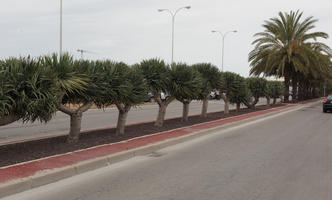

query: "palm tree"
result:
(249, 10), (331, 102)
(0, 57), (58, 126)
(41, 54), (92, 143)
(266, 81), (284, 105)
(170, 63), (202, 122)
(99, 61), (147, 135)
(246, 77), (268, 108)
(192, 63), (221, 118)
(219, 72), (248, 114)
(139, 59), (175, 127)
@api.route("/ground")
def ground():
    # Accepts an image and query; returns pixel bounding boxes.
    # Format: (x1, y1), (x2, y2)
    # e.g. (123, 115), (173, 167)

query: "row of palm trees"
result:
(249, 10), (332, 102)
(1, 10), (330, 144)
(0, 55), (284, 143)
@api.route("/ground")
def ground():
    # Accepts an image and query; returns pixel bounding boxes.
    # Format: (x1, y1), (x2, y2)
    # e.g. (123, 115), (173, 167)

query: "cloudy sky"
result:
(1, 0), (331, 76)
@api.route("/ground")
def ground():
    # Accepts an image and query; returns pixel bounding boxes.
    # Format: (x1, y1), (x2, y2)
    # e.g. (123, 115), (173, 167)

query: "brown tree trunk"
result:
(273, 98), (277, 105)
(221, 93), (229, 114)
(251, 97), (259, 109)
(266, 97), (271, 106)
(116, 110), (129, 136)
(182, 101), (190, 122)
(154, 95), (175, 127)
(0, 114), (20, 126)
(155, 104), (167, 127)
(236, 103), (241, 112)
(292, 76), (298, 102)
(298, 80), (304, 101)
(201, 97), (208, 118)
(115, 104), (131, 136)
(67, 112), (83, 143)
(59, 102), (93, 144)
(284, 71), (290, 103)
(224, 100), (230, 114)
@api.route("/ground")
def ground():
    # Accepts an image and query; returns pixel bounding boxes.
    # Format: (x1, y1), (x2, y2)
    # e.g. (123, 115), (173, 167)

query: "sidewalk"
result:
(0, 101), (318, 198)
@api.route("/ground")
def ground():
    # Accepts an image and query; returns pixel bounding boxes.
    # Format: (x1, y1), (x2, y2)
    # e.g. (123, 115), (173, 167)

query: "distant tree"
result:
(192, 63), (221, 118)
(228, 75), (252, 111)
(170, 63), (202, 122)
(139, 59), (175, 127)
(0, 57), (58, 127)
(219, 72), (245, 114)
(266, 81), (284, 105)
(246, 77), (268, 108)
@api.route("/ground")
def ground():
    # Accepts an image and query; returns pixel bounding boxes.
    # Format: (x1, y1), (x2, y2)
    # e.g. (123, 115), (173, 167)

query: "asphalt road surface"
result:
(0, 99), (269, 143)
(5, 102), (331, 200)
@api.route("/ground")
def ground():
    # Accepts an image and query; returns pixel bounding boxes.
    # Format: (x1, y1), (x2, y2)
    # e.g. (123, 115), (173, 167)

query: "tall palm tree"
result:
(249, 10), (331, 102)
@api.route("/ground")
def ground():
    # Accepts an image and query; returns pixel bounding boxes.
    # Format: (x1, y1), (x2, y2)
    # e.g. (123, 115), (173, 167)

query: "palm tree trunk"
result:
(266, 97), (271, 106)
(273, 98), (277, 105)
(201, 97), (209, 118)
(182, 101), (190, 122)
(221, 93), (230, 114)
(251, 97), (259, 109)
(67, 112), (83, 144)
(284, 72), (290, 103)
(59, 102), (92, 144)
(236, 103), (241, 112)
(0, 114), (21, 126)
(292, 76), (298, 102)
(154, 95), (175, 127)
(155, 104), (167, 127)
(224, 100), (230, 114)
(116, 111), (128, 136)
(298, 80), (304, 100)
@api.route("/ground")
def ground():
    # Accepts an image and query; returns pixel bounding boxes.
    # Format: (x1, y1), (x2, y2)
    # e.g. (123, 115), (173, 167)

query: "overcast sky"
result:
(1, 0), (331, 76)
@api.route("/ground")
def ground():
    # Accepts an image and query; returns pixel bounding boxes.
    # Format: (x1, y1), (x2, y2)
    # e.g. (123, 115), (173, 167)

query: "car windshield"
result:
(327, 95), (332, 100)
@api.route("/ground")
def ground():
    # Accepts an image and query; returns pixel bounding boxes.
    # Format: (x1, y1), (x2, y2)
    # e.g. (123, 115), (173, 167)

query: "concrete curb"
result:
(0, 101), (319, 198)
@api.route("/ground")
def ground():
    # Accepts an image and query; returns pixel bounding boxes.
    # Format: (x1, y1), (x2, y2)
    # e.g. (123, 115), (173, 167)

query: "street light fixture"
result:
(158, 6), (191, 64)
(211, 30), (237, 72)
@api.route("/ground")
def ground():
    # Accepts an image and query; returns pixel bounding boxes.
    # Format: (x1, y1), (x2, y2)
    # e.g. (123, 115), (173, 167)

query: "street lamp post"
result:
(212, 30), (237, 72)
(60, 0), (63, 57)
(158, 6), (191, 64)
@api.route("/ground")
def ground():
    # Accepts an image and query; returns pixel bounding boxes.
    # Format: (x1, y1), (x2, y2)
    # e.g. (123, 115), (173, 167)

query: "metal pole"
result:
(171, 15), (175, 64)
(60, 0), (63, 57)
(222, 35), (225, 72)
(212, 30), (237, 72)
(324, 87), (326, 97)
(158, 6), (190, 65)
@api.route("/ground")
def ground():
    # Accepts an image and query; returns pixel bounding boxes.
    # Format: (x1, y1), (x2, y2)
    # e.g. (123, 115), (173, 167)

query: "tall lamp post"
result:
(158, 6), (191, 64)
(212, 30), (237, 72)
(60, 0), (63, 57)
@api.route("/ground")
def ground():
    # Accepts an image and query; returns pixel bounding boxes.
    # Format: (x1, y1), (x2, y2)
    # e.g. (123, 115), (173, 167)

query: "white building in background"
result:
(264, 77), (284, 81)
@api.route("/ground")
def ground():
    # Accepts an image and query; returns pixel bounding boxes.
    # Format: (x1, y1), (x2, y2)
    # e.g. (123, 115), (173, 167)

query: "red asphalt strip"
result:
(0, 104), (300, 183)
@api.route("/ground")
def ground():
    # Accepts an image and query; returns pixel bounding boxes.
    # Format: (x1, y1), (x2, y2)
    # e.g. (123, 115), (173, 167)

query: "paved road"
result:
(5, 102), (331, 200)
(0, 99), (270, 143)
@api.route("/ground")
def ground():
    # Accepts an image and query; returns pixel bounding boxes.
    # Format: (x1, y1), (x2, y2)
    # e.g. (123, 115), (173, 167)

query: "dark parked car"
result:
(322, 94), (332, 113)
